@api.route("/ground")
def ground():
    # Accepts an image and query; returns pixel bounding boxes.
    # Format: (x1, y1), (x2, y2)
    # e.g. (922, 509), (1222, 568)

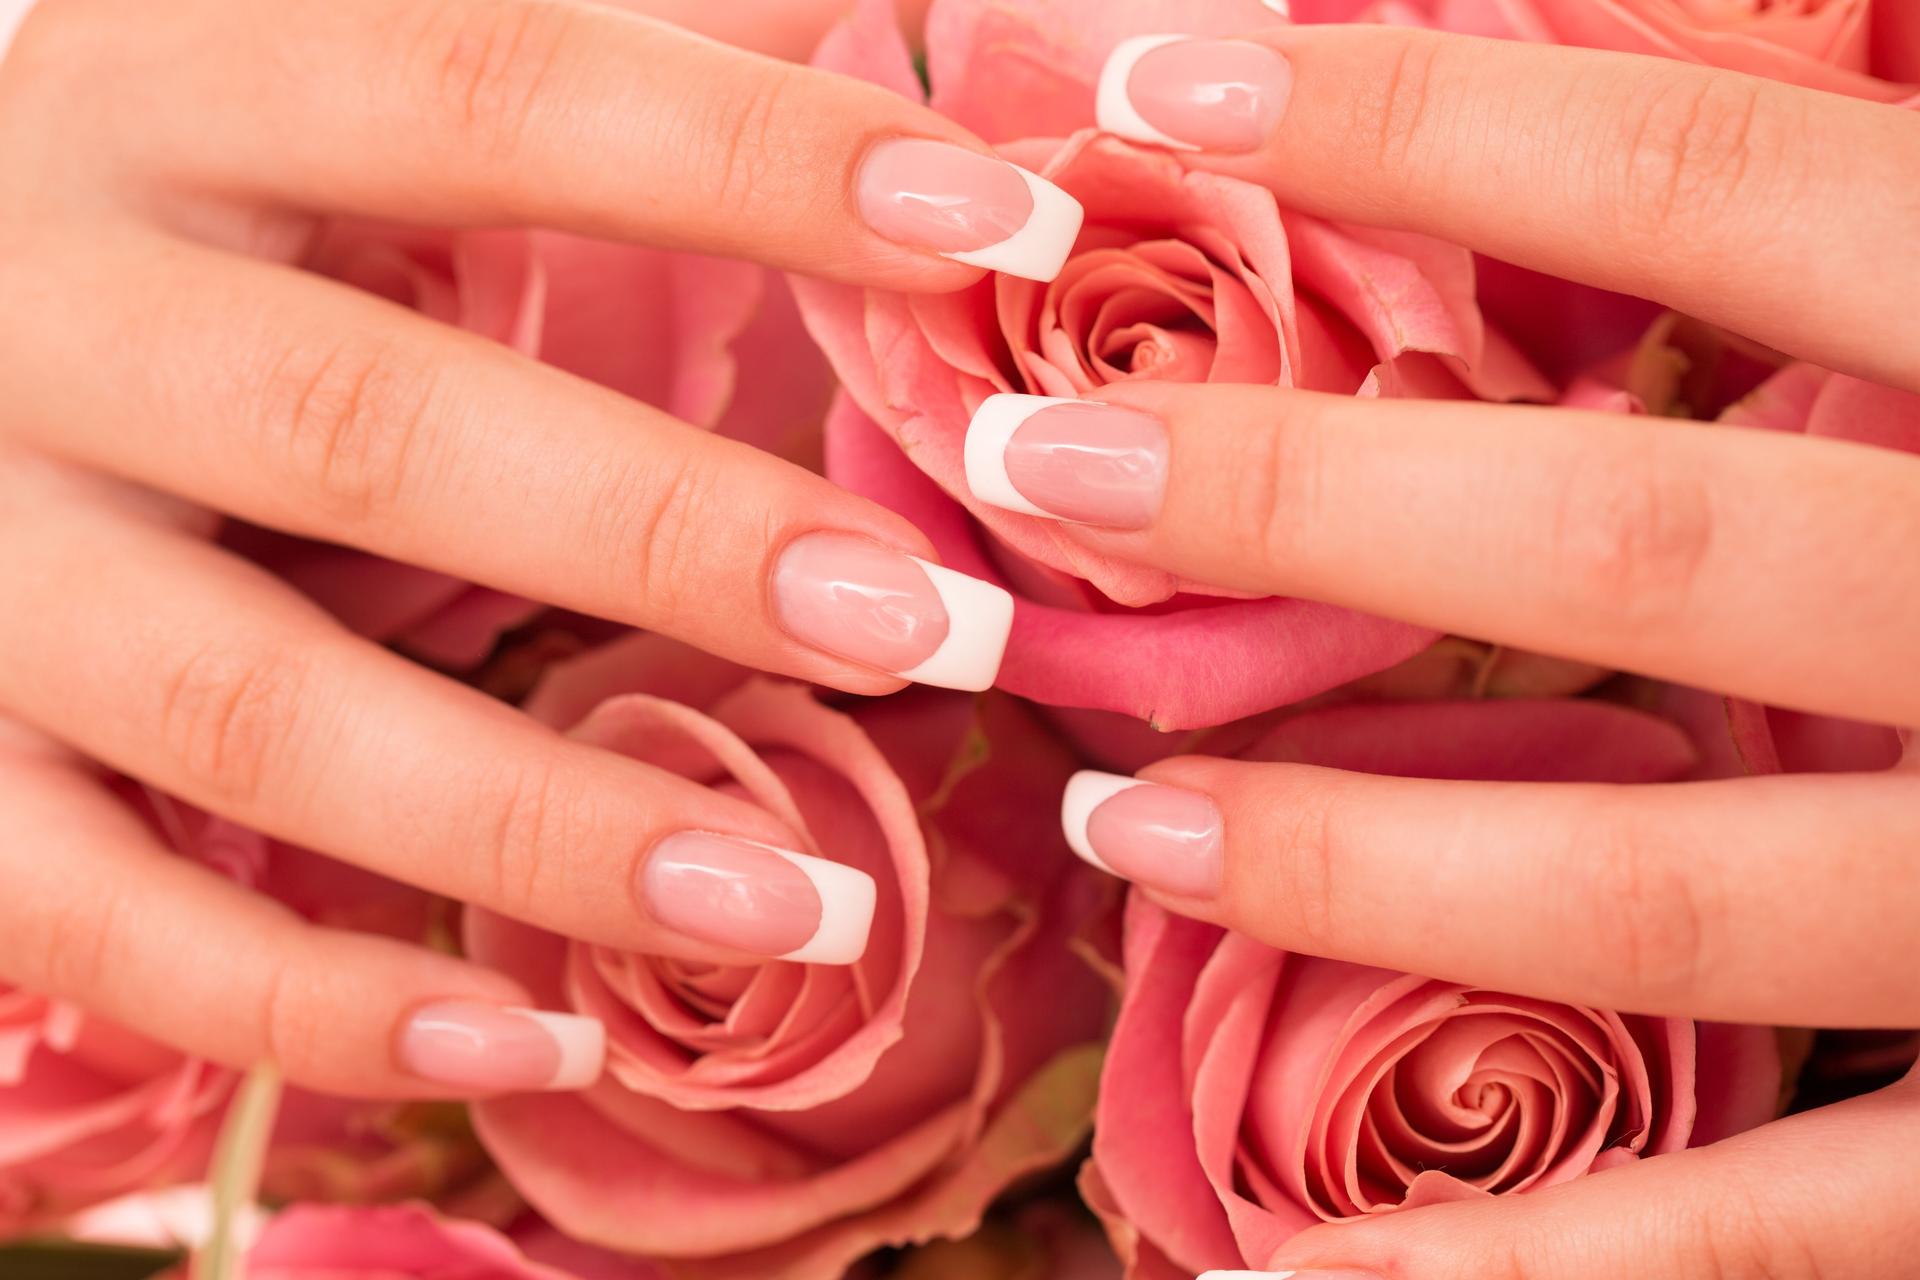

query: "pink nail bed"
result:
(855, 138), (1086, 282)
(398, 1003), (604, 1093)
(964, 396), (1169, 528)
(772, 532), (1014, 692)
(1062, 772), (1224, 899)
(1097, 36), (1293, 153)
(640, 832), (876, 965)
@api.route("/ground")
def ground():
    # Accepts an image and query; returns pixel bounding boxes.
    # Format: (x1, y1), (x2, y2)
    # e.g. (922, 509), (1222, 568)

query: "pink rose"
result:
(1341, 0), (1920, 100)
(1081, 699), (1781, 1278)
(796, 0), (1554, 730)
(467, 636), (1111, 1280)
(227, 1203), (582, 1280)
(240, 216), (835, 672)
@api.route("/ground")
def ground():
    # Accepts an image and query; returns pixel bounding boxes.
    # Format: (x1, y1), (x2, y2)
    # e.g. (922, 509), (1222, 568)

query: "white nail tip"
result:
(1061, 770), (1146, 874)
(1097, 35), (1202, 151)
(775, 849), (878, 966)
(894, 558), (1014, 692)
(964, 394), (1077, 518)
(1260, 0), (1292, 15)
(943, 165), (1085, 282)
(514, 1008), (607, 1091)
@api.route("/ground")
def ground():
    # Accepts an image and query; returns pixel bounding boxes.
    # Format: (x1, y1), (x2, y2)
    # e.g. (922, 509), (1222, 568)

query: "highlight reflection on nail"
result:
(1097, 36), (1293, 153)
(772, 532), (1013, 692)
(640, 832), (877, 965)
(856, 138), (1085, 281)
(965, 395), (1169, 529)
(398, 1003), (605, 1093)
(1062, 771), (1223, 898)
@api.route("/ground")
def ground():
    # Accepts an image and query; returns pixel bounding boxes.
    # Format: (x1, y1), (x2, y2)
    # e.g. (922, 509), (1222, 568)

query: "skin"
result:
(0, 3), (1912, 1271)
(1065, 24), (1920, 1280)
(0, 0), (978, 1098)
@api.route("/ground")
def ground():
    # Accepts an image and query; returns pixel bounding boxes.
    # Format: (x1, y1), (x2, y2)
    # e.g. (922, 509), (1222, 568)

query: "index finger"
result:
(1093, 24), (1920, 388)
(13, 0), (1083, 286)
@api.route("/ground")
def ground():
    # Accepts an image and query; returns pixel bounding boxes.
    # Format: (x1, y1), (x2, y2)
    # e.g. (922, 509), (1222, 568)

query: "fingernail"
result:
(772, 532), (1013, 692)
(965, 395), (1169, 529)
(398, 1003), (604, 1092)
(1062, 771), (1223, 898)
(1097, 36), (1293, 152)
(640, 832), (877, 965)
(856, 138), (1085, 282)
(1201, 1272), (1382, 1280)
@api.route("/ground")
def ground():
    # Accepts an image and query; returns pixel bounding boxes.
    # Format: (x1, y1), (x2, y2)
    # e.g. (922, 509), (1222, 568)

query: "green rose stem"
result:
(195, 1064), (283, 1280)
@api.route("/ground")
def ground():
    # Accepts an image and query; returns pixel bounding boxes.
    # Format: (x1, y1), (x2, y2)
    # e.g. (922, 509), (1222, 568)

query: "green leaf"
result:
(0, 1242), (182, 1280)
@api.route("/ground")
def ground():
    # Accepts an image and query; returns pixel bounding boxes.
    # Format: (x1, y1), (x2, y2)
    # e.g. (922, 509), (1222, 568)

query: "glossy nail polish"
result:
(1097, 36), (1293, 152)
(965, 395), (1169, 528)
(640, 832), (877, 965)
(1062, 771), (1223, 898)
(856, 138), (1085, 281)
(772, 532), (1013, 692)
(398, 1003), (604, 1092)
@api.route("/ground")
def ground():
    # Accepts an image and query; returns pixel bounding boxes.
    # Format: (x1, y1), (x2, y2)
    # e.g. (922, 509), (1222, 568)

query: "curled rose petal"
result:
(472, 638), (1111, 1277)
(796, 0), (1555, 728)
(1083, 700), (1781, 1274)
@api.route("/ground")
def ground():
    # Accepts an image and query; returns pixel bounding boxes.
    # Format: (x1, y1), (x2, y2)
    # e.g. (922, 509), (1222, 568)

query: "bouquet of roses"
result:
(2, 1), (1916, 1278)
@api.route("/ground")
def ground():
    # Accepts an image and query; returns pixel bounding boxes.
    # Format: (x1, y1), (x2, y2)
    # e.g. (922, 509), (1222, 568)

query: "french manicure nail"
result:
(1062, 771), (1223, 898)
(772, 531), (1013, 692)
(1097, 36), (1293, 152)
(640, 832), (877, 965)
(965, 395), (1169, 528)
(398, 1003), (605, 1093)
(856, 138), (1085, 282)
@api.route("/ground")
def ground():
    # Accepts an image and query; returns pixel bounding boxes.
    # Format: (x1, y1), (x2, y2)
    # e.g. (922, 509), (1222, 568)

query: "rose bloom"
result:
(144, 1203), (581, 1280)
(1080, 698), (1783, 1278)
(798, 0), (1559, 731)
(1320, 0), (1920, 99)
(466, 635), (1111, 1280)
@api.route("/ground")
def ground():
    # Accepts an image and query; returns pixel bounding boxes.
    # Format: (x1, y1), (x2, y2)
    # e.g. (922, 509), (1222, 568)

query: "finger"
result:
(1058, 759), (1920, 1026)
(26, 0), (1081, 286)
(1251, 1079), (1920, 1280)
(0, 730), (604, 1098)
(6, 232), (1014, 697)
(960, 385), (1920, 728)
(0, 476), (880, 969)
(1092, 25), (1920, 388)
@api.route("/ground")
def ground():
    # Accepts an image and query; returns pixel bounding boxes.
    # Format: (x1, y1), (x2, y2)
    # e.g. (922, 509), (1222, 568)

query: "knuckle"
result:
(591, 450), (727, 622)
(1362, 32), (1449, 177)
(31, 879), (127, 999)
(1545, 438), (1713, 633)
(1233, 408), (1324, 580)
(1238, 774), (1348, 954)
(693, 69), (802, 218)
(154, 642), (308, 807)
(1573, 807), (1711, 1007)
(418, 0), (576, 160)
(1612, 72), (1784, 247)
(1697, 1175), (1822, 1280)
(257, 335), (437, 526)
(476, 754), (586, 917)
(256, 954), (321, 1071)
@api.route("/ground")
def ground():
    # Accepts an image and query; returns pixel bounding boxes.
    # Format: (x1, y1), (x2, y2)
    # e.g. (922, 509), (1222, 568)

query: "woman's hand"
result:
(0, 0), (1089, 1099)
(956, 23), (1920, 1279)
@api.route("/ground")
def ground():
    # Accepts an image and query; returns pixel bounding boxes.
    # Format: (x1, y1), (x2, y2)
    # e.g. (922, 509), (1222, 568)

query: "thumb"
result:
(1244, 1074), (1920, 1280)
